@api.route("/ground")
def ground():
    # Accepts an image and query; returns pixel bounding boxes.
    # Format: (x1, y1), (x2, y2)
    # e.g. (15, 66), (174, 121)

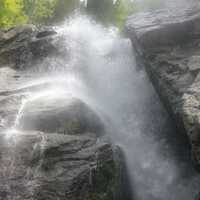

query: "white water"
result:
(6, 15), (200, 199)
(54, 15), (200, 199)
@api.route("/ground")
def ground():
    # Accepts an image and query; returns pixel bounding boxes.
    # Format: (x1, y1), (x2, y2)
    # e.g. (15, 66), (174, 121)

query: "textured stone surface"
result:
(126, 4), (200, 50)
(0, 130), (125, 200)
(125, 3), (200, 169)
(0, 25), (129, 199)
(0, 80), (128, 200)
(0, 25), (58, 69)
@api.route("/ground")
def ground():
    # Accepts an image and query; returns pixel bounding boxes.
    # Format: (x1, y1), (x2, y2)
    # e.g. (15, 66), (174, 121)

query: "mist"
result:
(0, 0), (200, 199)
(55, 15), (200, 199)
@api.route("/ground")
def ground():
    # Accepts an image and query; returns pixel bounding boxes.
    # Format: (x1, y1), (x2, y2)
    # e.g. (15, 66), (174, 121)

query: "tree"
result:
(0, 0), (27, 28)
(23, 0), (58, 24)
(0, 0), (60, 28)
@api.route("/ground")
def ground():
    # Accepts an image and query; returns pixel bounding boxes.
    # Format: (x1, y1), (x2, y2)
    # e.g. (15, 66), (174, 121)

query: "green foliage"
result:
(85, 0), (140, 28)
(114, 0), (140, 28)
(0, 0), (163, 29)
(0, 0), (82, 28)
(23, 0), (59, 23)
(0, 0), (59, 28)
(0, 0), (28, 28)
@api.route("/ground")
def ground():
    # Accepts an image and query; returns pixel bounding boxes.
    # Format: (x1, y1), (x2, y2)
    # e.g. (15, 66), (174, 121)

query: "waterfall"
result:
(80, 0), (87, 7)
(53, 15), (200, 200)
(2, 14), (200, 200)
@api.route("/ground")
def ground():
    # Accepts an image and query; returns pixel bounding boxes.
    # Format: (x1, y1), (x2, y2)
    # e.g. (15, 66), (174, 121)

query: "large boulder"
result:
(125, 3), (200, 169)
(18, 96), (104, 135)
(0, 130), (127, 200)
(0, 67), (130, 200)
(125, 4), (200, 51)
(0, 91), (129, 200)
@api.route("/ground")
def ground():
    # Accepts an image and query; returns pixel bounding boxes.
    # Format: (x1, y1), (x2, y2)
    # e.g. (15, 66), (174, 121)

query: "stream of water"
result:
(4, 14), (200, 199)
(54, 15), (200, 199)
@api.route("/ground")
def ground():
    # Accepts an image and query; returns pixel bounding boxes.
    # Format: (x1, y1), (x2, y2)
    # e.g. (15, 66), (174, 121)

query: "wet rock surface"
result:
(0, 26), (128, 200)
(18, 97), (104, 135)
(125, 3), (200, 169)
(0, 131), (124, 200)
(0, 25), (58, 69)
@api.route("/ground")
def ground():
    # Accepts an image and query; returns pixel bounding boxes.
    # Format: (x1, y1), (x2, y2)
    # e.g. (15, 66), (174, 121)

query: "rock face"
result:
(0, 26), (130, 200)
(0, 25), (58, 69)
(125, 3), (200, 169)
(0, 130), (125, 200)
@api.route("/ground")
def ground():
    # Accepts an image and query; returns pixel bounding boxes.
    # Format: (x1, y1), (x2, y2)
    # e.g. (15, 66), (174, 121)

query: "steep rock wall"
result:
(125, 3), (200, 169)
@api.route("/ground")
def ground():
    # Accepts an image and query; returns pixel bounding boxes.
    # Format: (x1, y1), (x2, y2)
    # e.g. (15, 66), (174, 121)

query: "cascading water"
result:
(2, 14), (200, 199)
(54, 15), (200, 199)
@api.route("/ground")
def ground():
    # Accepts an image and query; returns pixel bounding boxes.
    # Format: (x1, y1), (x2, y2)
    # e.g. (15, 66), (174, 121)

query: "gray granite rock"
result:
(125, 3), (200, 170)
(188, 56), (200, 72)
(0, 25), (58, 69)
(0, 130), (125, 200)
(0, 25), (130, 199)
(0, 78), (128, 200)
